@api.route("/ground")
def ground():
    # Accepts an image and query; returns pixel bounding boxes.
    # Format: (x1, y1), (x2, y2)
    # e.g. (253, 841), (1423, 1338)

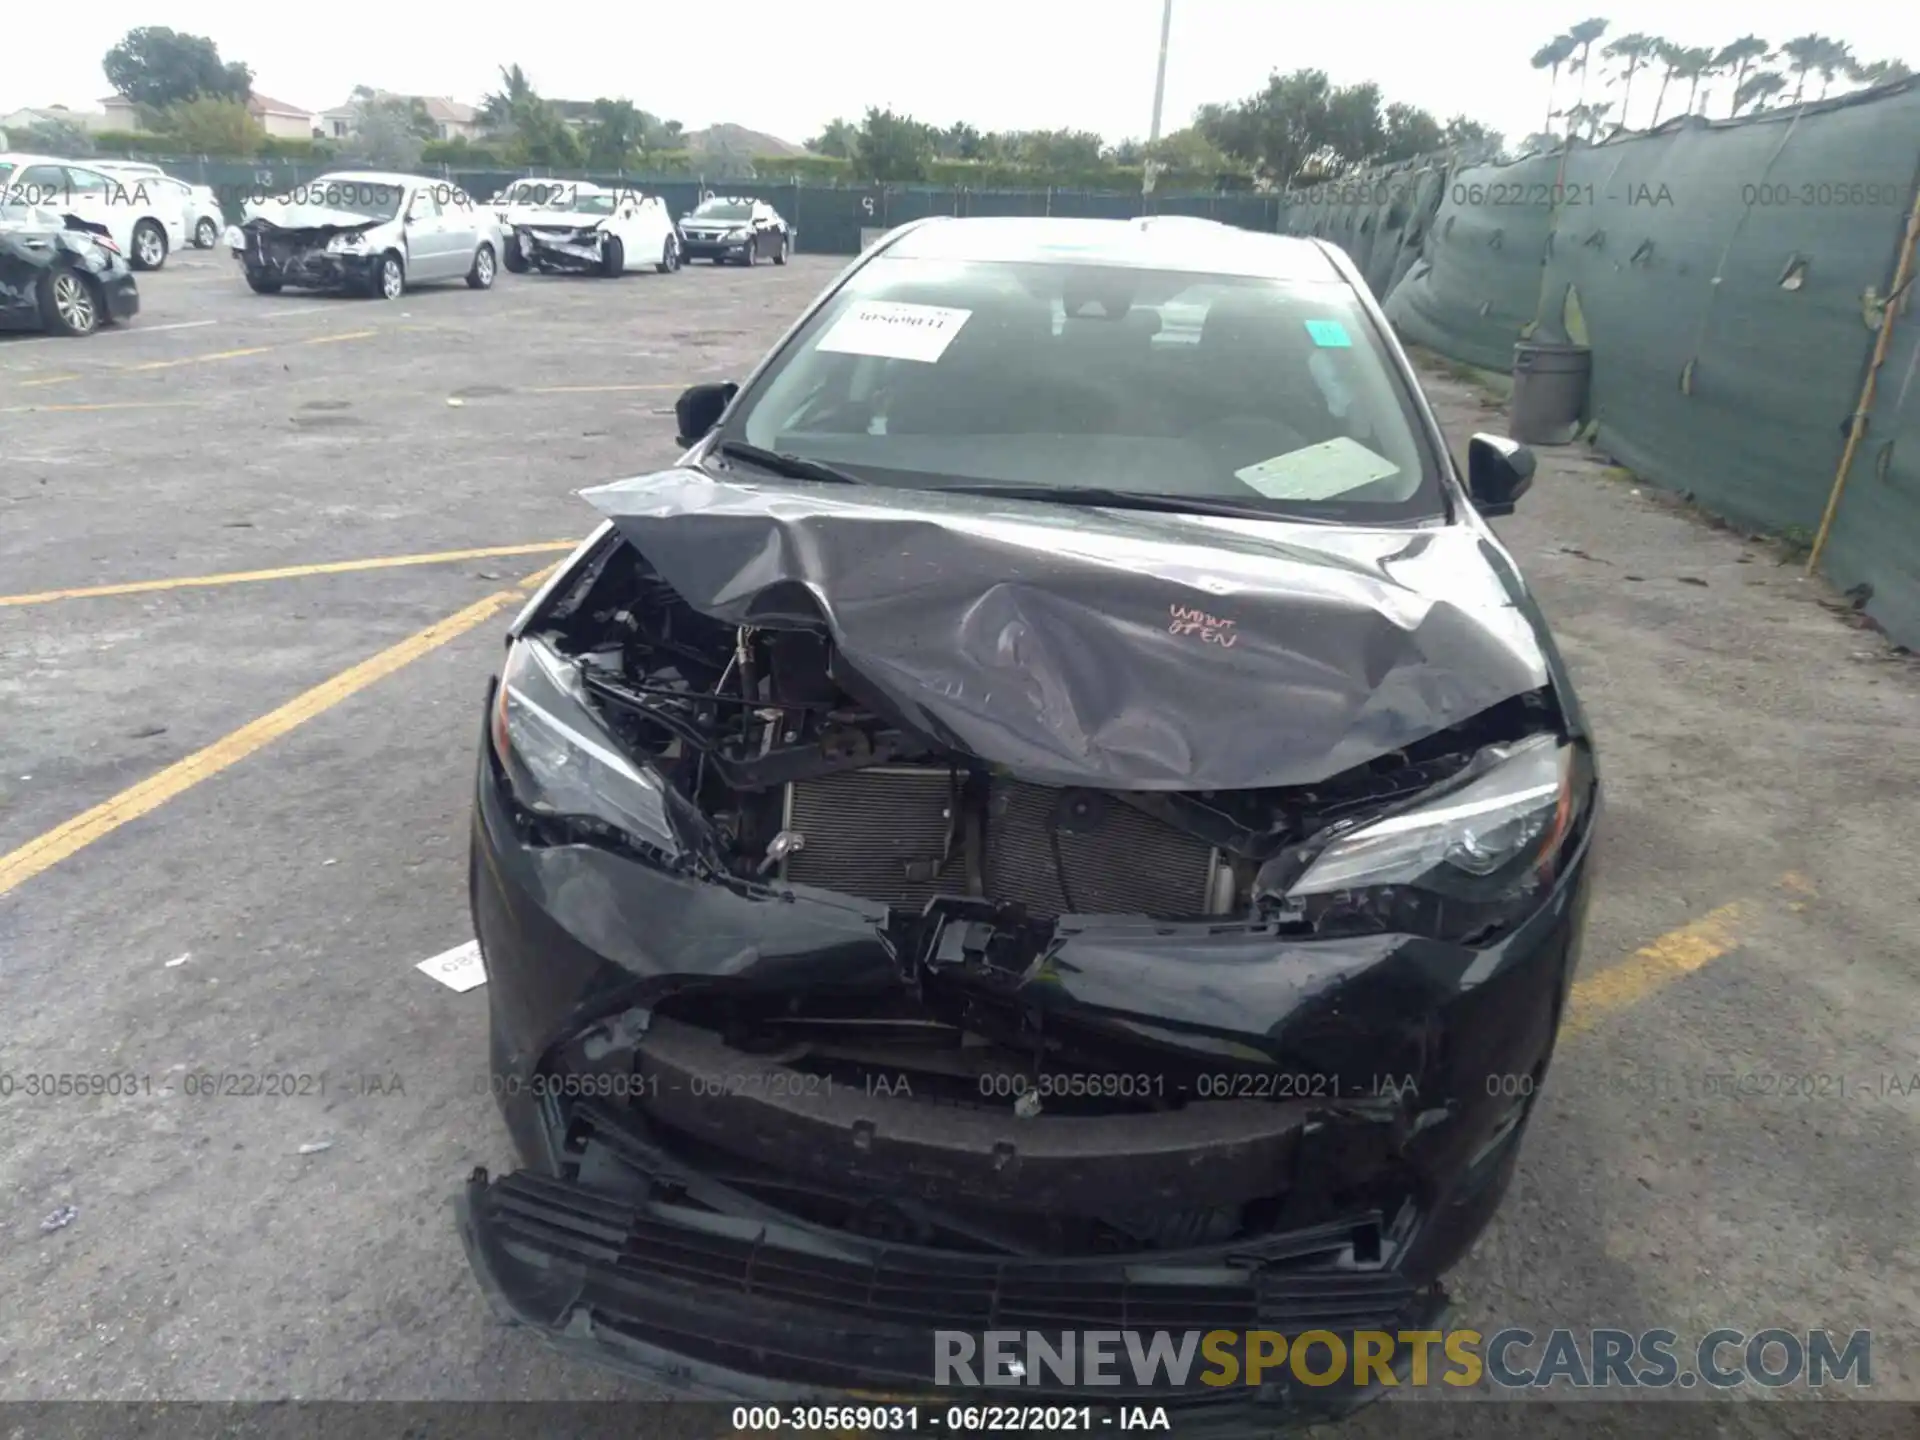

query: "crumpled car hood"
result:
(581, 469), (1552, 791)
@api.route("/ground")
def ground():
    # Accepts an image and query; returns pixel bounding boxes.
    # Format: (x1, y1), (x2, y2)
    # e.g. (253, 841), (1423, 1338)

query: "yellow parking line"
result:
(127, 345), (274, 372)
(20, 374), (82, 388)
(301, 330), (378, 345)
(0, 559), (557, 900)
(1562, 901), (1748, 1036)
(0, 541), (579, 608)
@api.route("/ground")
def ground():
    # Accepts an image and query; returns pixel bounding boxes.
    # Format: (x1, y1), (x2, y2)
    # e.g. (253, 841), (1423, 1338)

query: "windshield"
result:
(729, 255), (1444, 522)
(693, 201), (751, 221)
(568, 192), (618, 215)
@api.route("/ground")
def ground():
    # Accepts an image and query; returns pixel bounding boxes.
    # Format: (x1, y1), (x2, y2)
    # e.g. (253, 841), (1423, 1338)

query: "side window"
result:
(64, 167), (109, 196)
(408, 189), (441, 221)
(18, 164), (67, 192)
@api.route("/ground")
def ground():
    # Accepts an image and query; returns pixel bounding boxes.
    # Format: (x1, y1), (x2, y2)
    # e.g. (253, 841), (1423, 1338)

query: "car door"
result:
(635, 196), (671, 263)
(402, 186), (453, 280)
(751, 203), (776, 259)
(442, 187), (480, 268)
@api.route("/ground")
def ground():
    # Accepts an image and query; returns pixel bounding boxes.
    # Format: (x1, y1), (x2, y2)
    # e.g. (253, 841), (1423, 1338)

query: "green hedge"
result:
(86, 130), (334, 161)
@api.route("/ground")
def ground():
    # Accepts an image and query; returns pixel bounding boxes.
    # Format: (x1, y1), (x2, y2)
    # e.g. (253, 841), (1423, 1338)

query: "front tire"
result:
(244, 268), (282, 294)
(370, 252), (405, 300)
(656, 233), (680, 273)
(39, 268), (100, 336)
(467, 243), (497, 289)
(600, 235), (625, 278)
(774, 231), (789, 265)
(503, 235), (528, 272)
(741, 237), (756, 267)
(131, 219), (168, 271)
(194, 217), (219, 249)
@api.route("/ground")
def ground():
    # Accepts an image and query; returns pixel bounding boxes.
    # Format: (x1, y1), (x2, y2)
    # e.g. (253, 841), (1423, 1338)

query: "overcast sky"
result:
(7, 1), (1913, 148)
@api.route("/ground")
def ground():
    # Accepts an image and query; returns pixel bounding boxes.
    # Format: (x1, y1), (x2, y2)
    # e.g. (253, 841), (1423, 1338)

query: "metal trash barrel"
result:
(1508, 342), (1591, 445)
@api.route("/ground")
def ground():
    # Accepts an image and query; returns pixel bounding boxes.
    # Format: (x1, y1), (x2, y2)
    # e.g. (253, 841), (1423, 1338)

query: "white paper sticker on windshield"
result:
(1235, 437), (1401, 501)
(816, 301), (972, 363)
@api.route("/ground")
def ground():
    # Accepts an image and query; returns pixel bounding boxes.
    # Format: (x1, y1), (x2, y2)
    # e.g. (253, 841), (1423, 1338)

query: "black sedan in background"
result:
(458, 215), (1599, 1424)
(677, 194), (791, 264)
(0, 200), (138, 336)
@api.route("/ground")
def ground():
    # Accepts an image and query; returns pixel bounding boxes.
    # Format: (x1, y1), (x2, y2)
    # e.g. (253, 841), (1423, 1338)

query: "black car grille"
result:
(781, 767), (1219, 920)
(482, 1170), (1423, 1333)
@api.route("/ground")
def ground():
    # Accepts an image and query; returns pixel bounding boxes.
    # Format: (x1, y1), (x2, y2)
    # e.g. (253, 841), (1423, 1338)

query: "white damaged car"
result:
(228, 171), (503, 299)
(502, 182), (681, 277)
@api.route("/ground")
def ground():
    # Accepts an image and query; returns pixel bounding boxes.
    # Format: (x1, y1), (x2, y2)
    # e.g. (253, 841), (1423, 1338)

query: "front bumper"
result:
(462, 714), (1595, 1416)
(242, 248), (379, 291)
(519, 228), (605, 270)
(681, 234), (752, 260)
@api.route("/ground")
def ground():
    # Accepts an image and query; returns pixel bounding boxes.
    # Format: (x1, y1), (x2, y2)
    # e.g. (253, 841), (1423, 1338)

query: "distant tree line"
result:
(1529, 19), (1910, 144)
(5, 23), (1909, 189)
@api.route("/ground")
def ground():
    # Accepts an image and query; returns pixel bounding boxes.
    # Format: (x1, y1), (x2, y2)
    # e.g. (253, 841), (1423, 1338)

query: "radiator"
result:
(782, 766), (1222, 920)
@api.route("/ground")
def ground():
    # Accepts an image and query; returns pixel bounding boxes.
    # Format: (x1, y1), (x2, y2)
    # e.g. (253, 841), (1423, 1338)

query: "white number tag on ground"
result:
(416, 939), (487, 992)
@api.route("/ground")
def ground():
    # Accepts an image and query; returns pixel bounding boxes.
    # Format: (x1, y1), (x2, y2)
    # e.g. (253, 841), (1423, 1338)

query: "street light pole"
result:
(1143, 0), (1174, 195)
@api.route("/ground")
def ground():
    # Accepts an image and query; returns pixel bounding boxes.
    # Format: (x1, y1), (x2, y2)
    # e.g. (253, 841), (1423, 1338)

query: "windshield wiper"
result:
(711, 441), (868, 487)
(933, 483), (1332, 523)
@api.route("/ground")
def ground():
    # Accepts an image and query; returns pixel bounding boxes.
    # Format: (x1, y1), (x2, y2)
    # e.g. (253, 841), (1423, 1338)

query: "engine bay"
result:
(525, 536), (1561, 931)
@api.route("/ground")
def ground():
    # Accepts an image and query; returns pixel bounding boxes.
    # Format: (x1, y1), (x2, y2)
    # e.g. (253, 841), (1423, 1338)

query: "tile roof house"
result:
(319, 93), (480, 142)
(95, 91), (313, 138)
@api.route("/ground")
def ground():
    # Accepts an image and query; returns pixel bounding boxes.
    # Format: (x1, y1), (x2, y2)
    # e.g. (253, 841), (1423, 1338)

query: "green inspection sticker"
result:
(1304, 319), (1352, 347)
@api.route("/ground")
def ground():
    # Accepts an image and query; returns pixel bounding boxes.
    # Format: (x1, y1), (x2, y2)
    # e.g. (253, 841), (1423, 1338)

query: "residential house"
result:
(0, 104), (109, 137)
(94, 91), (312, 138)
(320, 93), (480, 143)
(246, 92), (315, 139)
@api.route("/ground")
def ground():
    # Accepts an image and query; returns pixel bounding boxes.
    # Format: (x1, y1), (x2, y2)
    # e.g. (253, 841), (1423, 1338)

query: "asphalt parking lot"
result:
(2, 245), (1917, 1429)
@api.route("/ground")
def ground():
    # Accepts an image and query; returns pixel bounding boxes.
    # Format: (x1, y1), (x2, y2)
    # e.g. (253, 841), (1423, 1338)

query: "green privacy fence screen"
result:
(1284, 81), (1920, 651)
(144, 159), (1282, 256)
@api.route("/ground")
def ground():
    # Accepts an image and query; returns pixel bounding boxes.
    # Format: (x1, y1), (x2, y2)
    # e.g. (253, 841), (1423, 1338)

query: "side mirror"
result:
(1466, 433), (1535, 517)
(675, 381), (739, 447)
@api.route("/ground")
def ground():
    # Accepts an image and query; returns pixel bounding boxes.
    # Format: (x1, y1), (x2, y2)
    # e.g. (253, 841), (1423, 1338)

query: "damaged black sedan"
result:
(458, 215), (1599, 1424)
(0, 199), (138, 336)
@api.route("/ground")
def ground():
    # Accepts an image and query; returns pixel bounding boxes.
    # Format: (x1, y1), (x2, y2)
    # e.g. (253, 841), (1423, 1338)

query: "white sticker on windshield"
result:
(1234, 437), (1401, 501)
(816, 301), (972, 363)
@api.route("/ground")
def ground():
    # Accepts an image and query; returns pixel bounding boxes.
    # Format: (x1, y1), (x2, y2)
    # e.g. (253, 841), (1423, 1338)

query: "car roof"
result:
(315, 170), (434, 187)
(879, 216), (1345, 283)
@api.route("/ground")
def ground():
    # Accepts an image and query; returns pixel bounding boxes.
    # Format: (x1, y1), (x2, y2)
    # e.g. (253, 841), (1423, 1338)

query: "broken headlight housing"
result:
(326, 232), (372, 254)
(1260, 734), (1591, 942)
(490, 636), (677, 852)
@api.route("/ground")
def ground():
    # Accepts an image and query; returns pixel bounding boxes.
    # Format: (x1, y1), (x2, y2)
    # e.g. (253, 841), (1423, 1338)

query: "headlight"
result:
(726, 227), (749, 241)
(224, 225), (245, 249)
(326, 232), (371, 254)
(491, 636), (677, 852)
(1262, 734), (1590, 941)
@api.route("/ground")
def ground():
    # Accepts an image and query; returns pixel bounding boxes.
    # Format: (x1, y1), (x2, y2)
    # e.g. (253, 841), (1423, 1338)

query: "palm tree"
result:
(1648, 40), (1683, 124)
(1779, 35), (1828, 106)
(1814, 39), (1856, 99)
(1848, 58), (1912, 89)
(1567, 18), (1611, 108)
(1532, 35), (1579, 132)
(1735, 72), (1788, 113)
(1713, 37), (1772, 116)
(1603, 33), (1660, 127)
(1671, 46), (1718, 115)
(480, 63), (536, 135)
